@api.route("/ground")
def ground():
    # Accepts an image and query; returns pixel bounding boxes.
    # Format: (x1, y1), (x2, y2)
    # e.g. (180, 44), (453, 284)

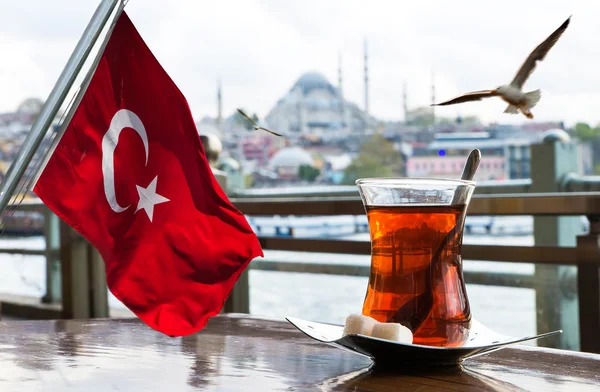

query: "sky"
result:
(0, 1), (598, 127)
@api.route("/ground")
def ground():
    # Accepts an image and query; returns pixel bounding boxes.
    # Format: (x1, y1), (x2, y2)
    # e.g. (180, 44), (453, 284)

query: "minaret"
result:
(217, 78), (223, 130)
(338, 52), (343, 96)
(430, 71), (436, 126)
(363, 38), (369, 119)
(403, 81), (408, 123)
(338, 52), (347, 128)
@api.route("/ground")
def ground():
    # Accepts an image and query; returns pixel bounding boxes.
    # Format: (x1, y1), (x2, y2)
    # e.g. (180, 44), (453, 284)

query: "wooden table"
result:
(0, 314), (598, 391)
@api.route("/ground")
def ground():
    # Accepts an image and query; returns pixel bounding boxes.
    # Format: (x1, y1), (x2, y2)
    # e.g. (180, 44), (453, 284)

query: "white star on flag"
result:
(135, 176), (169, 222)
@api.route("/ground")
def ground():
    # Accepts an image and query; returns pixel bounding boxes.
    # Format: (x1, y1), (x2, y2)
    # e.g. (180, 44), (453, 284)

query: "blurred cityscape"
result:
(0, 22), (597, 206)
(2, 65), (597, 200)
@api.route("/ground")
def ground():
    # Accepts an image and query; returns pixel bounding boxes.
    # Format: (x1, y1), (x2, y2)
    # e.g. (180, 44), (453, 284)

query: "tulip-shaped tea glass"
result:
(356, 178), (476, 347)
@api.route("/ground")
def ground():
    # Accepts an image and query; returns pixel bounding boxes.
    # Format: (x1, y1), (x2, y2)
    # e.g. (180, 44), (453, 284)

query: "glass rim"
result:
(355, 177), (475, 187)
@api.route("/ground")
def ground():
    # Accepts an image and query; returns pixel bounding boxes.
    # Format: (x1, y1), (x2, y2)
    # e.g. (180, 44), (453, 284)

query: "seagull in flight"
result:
(236, 108), (282, 136)
(432, 16), (571, 119)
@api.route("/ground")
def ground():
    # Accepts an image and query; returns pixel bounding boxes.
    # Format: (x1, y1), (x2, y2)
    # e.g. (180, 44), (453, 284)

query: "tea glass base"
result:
(286, 316), (561, 368)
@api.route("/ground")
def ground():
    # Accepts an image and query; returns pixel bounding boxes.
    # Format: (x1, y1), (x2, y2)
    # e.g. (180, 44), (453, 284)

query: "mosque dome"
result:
(16, 97), (44, 115)
(269, 146), (314, 170)
(541, 128), (570, 143)
(217, 157), (241, 173)
(292, 72), (337, 96)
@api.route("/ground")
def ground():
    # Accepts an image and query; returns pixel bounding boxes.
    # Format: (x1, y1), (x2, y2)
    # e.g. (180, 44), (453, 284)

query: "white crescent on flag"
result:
(101, 109), (168, 222)
(102, 109), (149, 213)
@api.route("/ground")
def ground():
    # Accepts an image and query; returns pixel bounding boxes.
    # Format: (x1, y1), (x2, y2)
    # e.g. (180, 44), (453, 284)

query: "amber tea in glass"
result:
(356, 178), (475, 347)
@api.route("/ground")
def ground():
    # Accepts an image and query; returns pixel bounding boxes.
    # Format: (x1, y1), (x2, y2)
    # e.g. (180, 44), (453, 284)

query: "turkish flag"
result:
(33, 12), (263, 336)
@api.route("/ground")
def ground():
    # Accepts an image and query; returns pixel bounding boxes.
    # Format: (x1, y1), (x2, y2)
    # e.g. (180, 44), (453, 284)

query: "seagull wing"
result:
(236, 108), (255, 123)
(432, 90), (498, 106)
(256, 126), (283, 137)
(510, 16), (571, 89)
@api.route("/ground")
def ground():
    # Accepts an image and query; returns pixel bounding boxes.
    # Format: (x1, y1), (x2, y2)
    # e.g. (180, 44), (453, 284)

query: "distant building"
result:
(322, 154), (352, 184)
(217, 156), (246, 192)
(238, 133), (284, 167)
(268, 146), (315, 181)
(407, 132), (532, 180)
(265, 72), (371, 140)
(578, 141), (594, 175)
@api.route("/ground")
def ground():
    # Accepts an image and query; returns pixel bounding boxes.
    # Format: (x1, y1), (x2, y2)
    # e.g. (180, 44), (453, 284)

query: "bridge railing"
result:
(225, 191), (600, 354)
(1, 137), (600, 354)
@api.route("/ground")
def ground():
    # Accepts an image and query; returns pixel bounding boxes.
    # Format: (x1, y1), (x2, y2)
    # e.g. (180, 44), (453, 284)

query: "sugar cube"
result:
(342, 314), (378, 337)
(371, 322), (413, 344)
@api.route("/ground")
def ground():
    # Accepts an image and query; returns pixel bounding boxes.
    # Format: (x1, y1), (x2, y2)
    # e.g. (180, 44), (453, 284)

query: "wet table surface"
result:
(0, 314), (599, 391)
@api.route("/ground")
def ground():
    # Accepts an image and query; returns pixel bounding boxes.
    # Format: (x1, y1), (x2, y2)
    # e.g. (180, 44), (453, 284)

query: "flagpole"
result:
(0, 0), (122, 215)
(29, 1), (127, 191)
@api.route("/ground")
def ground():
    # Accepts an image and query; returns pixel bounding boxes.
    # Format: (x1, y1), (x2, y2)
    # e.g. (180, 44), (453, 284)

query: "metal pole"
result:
(0, 0), (121, 215)
(530, 136), (581, 351)
(29, 0), (127, 190)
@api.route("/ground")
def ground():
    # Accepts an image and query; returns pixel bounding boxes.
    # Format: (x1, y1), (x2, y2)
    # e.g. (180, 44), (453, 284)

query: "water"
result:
(0, 236), (46, 297)
(0, 225), (538, 341)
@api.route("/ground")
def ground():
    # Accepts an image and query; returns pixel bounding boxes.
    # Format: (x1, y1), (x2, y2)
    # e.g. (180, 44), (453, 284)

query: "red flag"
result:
(33, 12), (263, 336)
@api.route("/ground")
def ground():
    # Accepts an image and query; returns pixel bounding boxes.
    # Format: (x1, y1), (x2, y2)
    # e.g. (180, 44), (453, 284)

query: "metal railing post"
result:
(576, 215), (600, 353)
(59, 221), (108, 319)
(222, 269), (250, 314)
(60, 220), (89, 319)
(530, 135), (581, 350)
(42, 207), (61, 304)
(215, 170), (251, 314)
(89, 247), (109, 318)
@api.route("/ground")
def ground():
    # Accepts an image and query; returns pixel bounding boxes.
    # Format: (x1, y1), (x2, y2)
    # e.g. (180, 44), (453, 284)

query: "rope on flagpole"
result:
(0, 0), (122, 216)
